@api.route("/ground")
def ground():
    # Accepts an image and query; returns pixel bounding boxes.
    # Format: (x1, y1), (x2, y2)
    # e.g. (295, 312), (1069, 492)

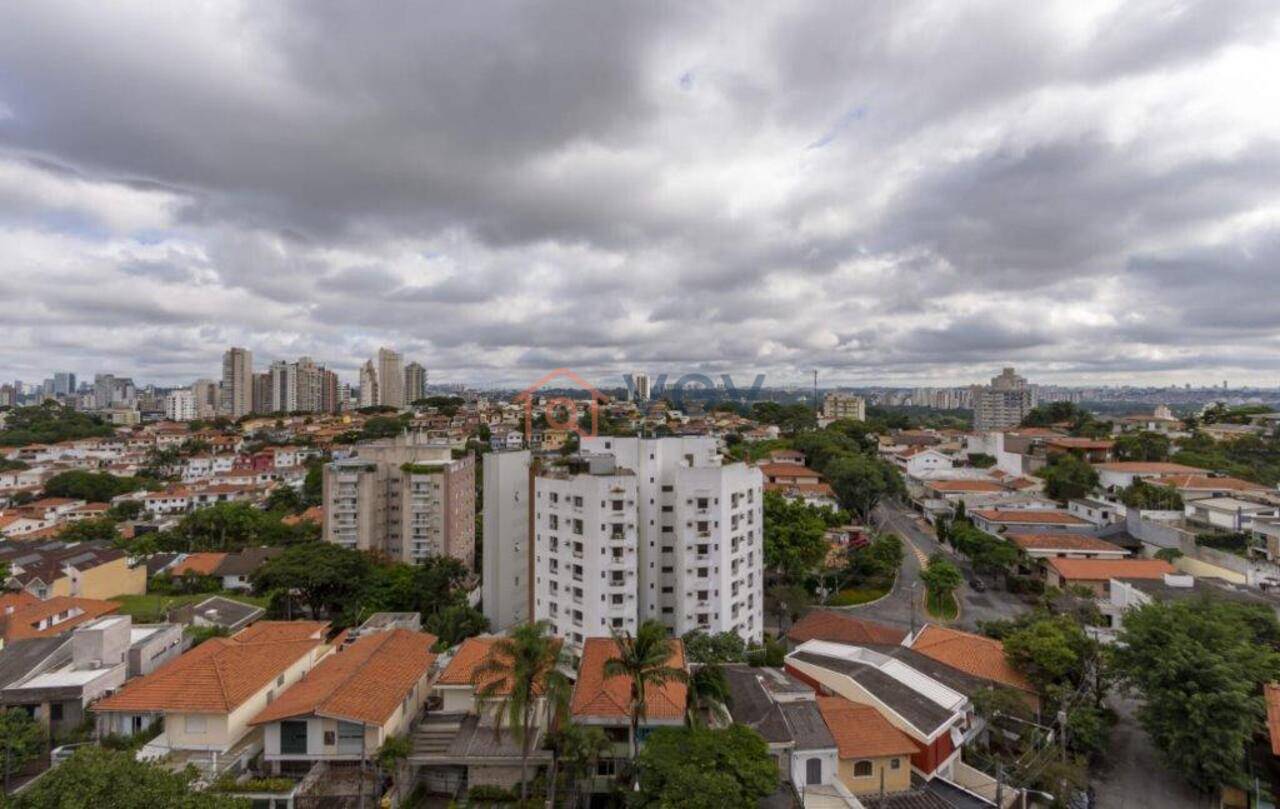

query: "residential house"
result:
(250, 629), (437, 773)
(0, 595), (121, 650)
(93, 621), (332, 776)
(969, 509), (1092, 536)
(1092, 462), (1202, 491)
(0, 539), (145, 599)
(171, 595), (266, 634)
(1042, 437), (1114, 464)
(1157, 474), (1271, 501)
(213, 547), (284, 591)
(816, 695), (918, 797)
(1043, 557), (1176, 597)
(1006, 533), (1129, 561)
(786, 611), (909, 650)
(1184, 497), (1279, 532)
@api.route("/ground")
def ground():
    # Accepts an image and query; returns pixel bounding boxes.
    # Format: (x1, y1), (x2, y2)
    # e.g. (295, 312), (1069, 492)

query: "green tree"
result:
(1038, 453), (1099, 501)
(766, 583), (811, 634)
(762, 491), (832, 581)
(0, 402), (114, 446)
(43, 470), (144, 502)
(633, 725), (777, 809)
(1114, 431), (1171, 462)
(1119, 479), (1184, 510)
(57, 516), (120, 543)
(681, 630), (747, 665)
(826, 452), (903, 519)
(605, 620), (689, 770)
(12, 746), (246, 808)
(424, 603), (490, 649)
(264, 485), (304, 514)
(1113, 598), (1280, 791)
(301, 460), (324, 506)
(1, 708), (45, 780)
(686, 663), (732, 726)
(107, 499), (145, 521)
(252, 542), (375, 618)
(472, 621), (568, 803)
(920, 553), (963, 612)
(1003, 613), (1090, 691)
(951, 524), (1019, 582)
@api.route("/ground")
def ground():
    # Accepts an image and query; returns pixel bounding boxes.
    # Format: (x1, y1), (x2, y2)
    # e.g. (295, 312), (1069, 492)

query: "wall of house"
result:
(51, 557), (146, 599)
(438, 685), (475, 714)
(837, 755), (910, 796)
(789, 749), (839, 788)
(468, 764), (525, 789)
(166, 711), (233, 751)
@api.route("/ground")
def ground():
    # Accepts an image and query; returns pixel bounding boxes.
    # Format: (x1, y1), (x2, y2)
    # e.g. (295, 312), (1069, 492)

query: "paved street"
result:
(1092, 697), (1211, 809)
(836, 501), (1030, 632)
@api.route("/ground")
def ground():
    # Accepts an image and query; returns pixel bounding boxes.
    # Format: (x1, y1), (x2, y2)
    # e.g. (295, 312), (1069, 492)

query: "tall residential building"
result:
(318, 368), (341, 414)
(820, 392), (866, 423)
(485, 436), (763, 654)
(482, 450), (533, 632)
(269, 360), (296, 413)
(322, 434), (476, 568)
(93, 374), (115, 409)
(164, 389), (196, 422)
(252, 372), (272, 415)
(358, 360), (379, 408)
(631, 373), (652, 401)
(192, 379), (220, 419)
(404, 362), (427, 405)
(377, 347), (405, 409)
(220, 347), (253, 418)
(295, 357), (323, 413)
(972, 367), (1037, 432)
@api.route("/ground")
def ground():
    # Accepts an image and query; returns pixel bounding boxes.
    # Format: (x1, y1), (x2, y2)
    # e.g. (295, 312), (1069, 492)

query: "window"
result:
(853, 760), (873, 778)
(281, 720), (308, 755)
(324, 730), (336, 746)
(889, 758), (901, 770)
(806, 757), (823, 785)
(184, 715), (207, 734)
(49, 703), (64, 722)
(337, 721), (364, 754)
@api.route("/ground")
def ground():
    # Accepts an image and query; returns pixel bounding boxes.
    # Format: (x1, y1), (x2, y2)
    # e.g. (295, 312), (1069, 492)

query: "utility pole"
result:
(812, 370), (819, 419)
(995, 763), (1004, 809)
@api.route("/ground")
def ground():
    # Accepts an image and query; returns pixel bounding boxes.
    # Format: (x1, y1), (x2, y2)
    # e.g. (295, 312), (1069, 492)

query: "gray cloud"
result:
(0, 1), (1278, 387)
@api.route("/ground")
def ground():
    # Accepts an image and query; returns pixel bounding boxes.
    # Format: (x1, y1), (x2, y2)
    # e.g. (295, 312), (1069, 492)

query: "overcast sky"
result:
(2, 1), (1279, 390)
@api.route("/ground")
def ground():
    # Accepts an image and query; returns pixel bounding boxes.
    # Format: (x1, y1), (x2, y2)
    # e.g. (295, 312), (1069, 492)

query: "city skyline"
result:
(2, 4), (1280, 388)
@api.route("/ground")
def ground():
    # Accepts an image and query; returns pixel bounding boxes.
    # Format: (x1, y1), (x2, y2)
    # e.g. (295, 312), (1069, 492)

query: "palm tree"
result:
(604, 620), (688, 772)
(472, 621), (563, 803)
(541, 663), (574, 809)
(686, 663), (732, 727)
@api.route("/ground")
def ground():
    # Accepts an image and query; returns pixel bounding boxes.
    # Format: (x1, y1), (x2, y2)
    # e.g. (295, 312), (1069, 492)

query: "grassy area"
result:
(925, 589), (959, 621)
(108, 592), (268, 623)
(827, 585), (890, 606)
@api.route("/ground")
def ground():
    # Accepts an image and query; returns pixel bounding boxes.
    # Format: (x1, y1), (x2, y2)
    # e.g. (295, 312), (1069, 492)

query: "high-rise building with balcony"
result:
(484, 436), (763, 654)
(820, 392), (866, 423)
(377, 347), (405, 409)
(972, 367), (1037, 431)
(322, 434), (475, 568)
(404, 362), (427, 404)
(220, 347), (253, 418)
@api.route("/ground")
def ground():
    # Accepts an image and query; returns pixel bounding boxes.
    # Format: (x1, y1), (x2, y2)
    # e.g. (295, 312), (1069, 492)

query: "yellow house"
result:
(249, 628), (437, 772)
(816, 696), (917, 795)
(94, 621), (332, 760)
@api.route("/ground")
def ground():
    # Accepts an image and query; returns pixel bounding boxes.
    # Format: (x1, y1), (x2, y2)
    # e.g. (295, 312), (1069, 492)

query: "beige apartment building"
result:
(323, 434), (476, 569)
(821, 393), (866, 423)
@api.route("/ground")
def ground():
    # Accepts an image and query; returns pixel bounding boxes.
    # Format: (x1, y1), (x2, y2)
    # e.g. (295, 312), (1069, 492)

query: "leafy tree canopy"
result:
(681, 630), (747, 665)
(1037, 453), (1099, 502)
(633, 725), (777, 809)
(0, 402), (115, 446)
(44, 470), (146, 503)
(12, 746), (247, 808)
(762, 490), (836, 580)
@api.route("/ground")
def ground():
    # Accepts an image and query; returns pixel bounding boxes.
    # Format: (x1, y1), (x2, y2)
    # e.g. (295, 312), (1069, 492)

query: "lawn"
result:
(827, 585), (890, 607)
(925, 588), (959, 621)
(108, 592), (269, 623)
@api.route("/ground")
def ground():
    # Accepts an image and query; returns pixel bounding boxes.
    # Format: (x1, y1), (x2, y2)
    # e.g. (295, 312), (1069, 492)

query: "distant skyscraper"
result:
(631, 373), (651, 401)
(220, 347), (254, 418)
(93, 374), (115, 409)
(192, 379), (219, 418)
(251, 372), (273, 415)
(359, 360), (379, 408)
(53, 372), (76, 397)
(377, 347), (405, 409)
(404, 362), (427, 404)
(319, 368), (341, 413)
(973, 367), (1037, 431)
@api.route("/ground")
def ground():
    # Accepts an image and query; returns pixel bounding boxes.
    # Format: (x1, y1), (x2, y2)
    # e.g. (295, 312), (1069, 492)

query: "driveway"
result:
(1092, 697), (1212, 809)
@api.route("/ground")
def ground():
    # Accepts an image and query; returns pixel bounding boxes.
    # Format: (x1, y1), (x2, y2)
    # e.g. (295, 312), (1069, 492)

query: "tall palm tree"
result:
(541, 664), (574, 809)
(472, 621), (563, 803)
(604, 620), (688, 770)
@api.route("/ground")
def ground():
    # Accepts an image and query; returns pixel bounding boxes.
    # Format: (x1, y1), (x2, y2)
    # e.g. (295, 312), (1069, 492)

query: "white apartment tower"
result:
(220, 347), (253, 418)
(487, 437), (763, 654)
(482, 450), (533, 632)
(631, 373), (652, 402)
(377, 347), (405, 409)
(164, 389), (196, 422)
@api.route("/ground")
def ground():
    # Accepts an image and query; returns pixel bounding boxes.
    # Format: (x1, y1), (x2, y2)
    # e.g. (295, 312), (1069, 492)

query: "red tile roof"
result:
(435, 635), (559, 697)
(787, 611), (908, 647)
(816, 696), (919, 759)
(169, 553), (227, 576)
(0, 596), (120, 643)
(1154, 474), (1268, 492)
(250, 629), (437, 726)
(571, 637), (687, 722)
(1092, 462), (1201, 474)
(1006, 533), (1126, 553)
(971, 509), (1089, 526)
(233, 620), (329, 643)
(95, 623), (326, 714)
(926, 480), (1006, 493)
(758, 464), (823, 480)
(1046, 557), (1175, 581)
(909, 625), (1035, 694)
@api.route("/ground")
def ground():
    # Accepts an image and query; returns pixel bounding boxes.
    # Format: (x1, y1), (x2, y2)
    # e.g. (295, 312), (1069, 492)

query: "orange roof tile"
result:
(95, 627), (324, 714)
(1153, 474), (1267, 492)
(1045, 557), (1175, 581)
(758, 464), (824, 480)
(788, 611), (908, 647)
(0, 597), (121, 643)
(571, 637), (687, 722)
(0, 591), (40, 613)
(971, 509), (1089, 526)
(250, 629), (437, 726)
(926, 480), (1006, 493)
(1092, 462), (1201, 474)
(816, 696), (919, 759)
(909, 625), (1034, 694)
(282, 505), (324, 526)
(169, 553), (227, 576)
(1006, 534), (1126, 553)
(232, 620), (330, 644)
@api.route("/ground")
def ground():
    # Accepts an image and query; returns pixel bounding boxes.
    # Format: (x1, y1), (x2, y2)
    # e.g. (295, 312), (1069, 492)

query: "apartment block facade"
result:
(490, 436), (763, 654)
(323, 435), (476, 568)
(972, 367), (1037, 431)
(821, 393), (866, 423)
